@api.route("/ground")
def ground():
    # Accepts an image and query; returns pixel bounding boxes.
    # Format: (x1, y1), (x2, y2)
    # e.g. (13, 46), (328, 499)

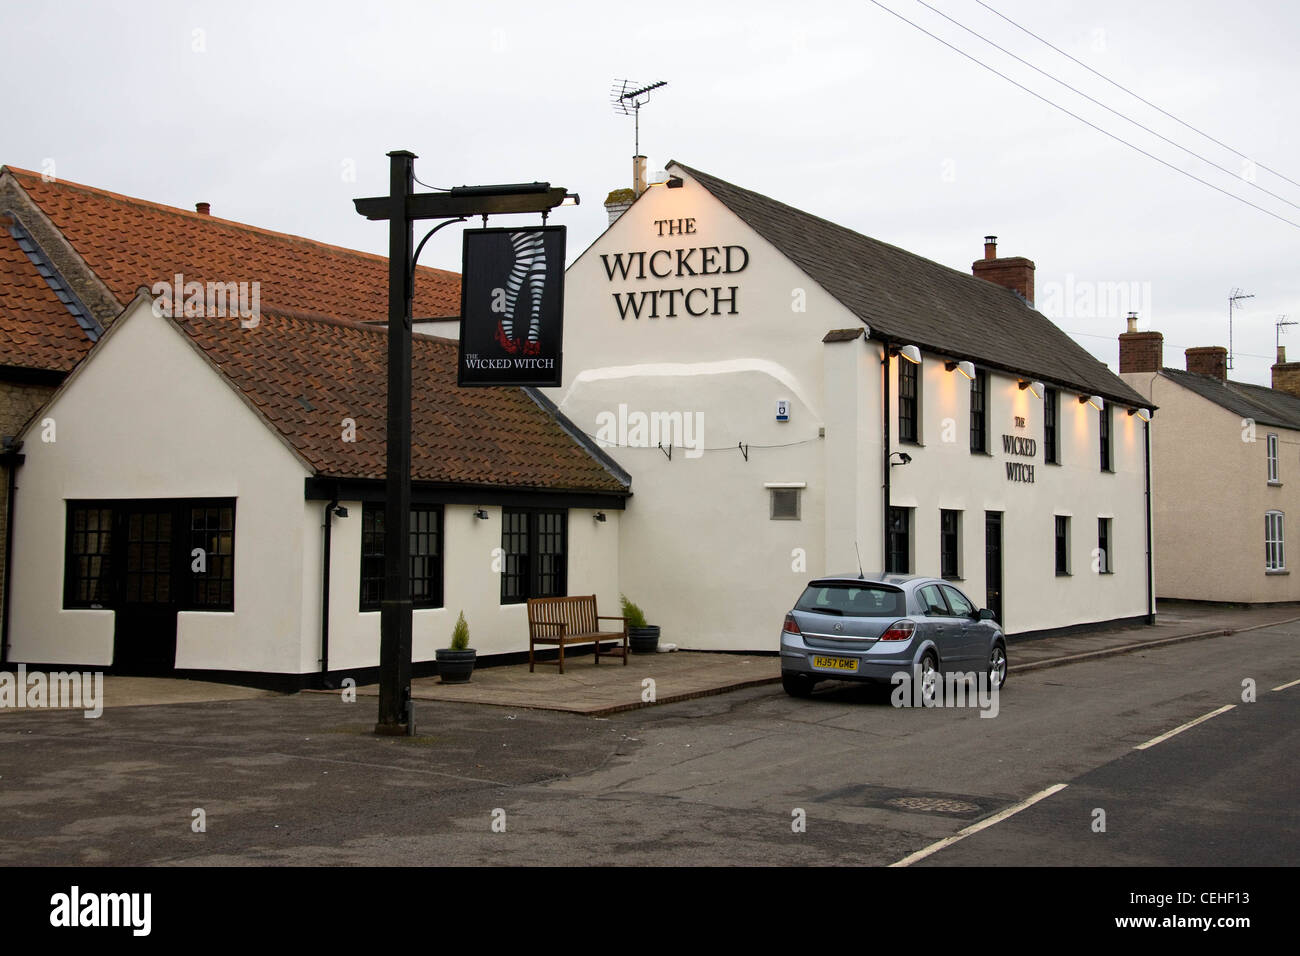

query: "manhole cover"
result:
(885, 796), (981, 814)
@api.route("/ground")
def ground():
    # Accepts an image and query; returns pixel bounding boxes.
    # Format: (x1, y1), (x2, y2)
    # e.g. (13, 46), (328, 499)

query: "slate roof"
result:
(0, 226), (94, 373)
(1162, 367), (1300, 431)
(2, 166), (461, 324)
(672, 162), (1149, 408)
(165, 306), (629, 494)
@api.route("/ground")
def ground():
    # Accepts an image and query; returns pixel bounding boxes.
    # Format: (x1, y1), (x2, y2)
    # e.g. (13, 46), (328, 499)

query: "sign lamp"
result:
(897, 344), (922, 364)
(945, 360), (976, 379)
(1128, 407), (1153, 422)
(1018, 380), (1045, 398)
(1080, 394), (1105, 410)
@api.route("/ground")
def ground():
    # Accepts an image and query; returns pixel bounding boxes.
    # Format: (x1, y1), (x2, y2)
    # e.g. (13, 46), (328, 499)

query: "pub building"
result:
(548, 160), (1156, 650)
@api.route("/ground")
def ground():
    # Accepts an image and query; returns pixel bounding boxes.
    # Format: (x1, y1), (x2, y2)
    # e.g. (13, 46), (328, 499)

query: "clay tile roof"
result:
(672, 161), (1149, 409)
(169, 308), (629, 493)
(6, 167), (460, 322)
(0, 226), (94, 373)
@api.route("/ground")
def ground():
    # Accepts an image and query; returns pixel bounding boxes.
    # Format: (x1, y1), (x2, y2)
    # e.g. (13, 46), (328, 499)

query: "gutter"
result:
(881, 337), (891, 570)
(1, 442), (24, 664)
(1143, 418), (1155, 624)
(320, 493), (338, 686)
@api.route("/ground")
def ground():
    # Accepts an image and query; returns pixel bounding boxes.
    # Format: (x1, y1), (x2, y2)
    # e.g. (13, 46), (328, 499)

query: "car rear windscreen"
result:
(796, 583), (906, 618)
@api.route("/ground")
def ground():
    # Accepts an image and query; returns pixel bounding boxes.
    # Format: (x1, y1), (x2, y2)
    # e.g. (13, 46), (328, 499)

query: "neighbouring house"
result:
(1121, 319), (1300, 602)
(548, 160), (1156, 650)
(0, 166), (628, 682)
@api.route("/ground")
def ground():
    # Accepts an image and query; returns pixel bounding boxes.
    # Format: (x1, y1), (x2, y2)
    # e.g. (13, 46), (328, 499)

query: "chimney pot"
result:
(1126, 312), (1138, 334)
(983, 236), (997, 260)
(632, 155), (647, 198)
(1280, 345), (1288, 365)
(195, 202), (210, 216)
(972, 236), (1034, 305)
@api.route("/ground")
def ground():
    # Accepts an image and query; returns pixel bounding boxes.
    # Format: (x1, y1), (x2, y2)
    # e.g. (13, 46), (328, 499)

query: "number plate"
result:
(812, 655), (859, 672)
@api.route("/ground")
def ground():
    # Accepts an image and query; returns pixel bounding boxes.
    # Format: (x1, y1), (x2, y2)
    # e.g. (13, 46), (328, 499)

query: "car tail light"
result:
(879, 619), (916, 641)
(782, 613), (801, 636)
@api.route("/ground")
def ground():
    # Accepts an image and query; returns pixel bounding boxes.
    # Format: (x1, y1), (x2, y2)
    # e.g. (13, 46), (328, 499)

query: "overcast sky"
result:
(4, 0), (1297, 384)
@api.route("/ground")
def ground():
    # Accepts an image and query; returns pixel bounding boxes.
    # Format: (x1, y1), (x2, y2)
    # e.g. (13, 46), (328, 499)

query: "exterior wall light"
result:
(473, 509), (489, 520)
(1080, 395), (1105, 410)
(1128, 407), (1153, 422)
(945, 360), (976, 379)
(332, 505), (349, 518)
(1019, 380), (1045, 398)
(666, 176), (684, 188)
(890, 451), (913, 466)
(897, 344), (922, 364)
(594, 512), (607, 522)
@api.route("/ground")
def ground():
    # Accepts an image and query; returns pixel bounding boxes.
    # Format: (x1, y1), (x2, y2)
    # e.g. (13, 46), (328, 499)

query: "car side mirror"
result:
(978, 608), (996, 621)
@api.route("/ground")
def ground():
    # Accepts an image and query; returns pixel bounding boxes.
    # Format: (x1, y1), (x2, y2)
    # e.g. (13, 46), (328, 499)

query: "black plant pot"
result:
(628, 625), (660, 655)
(436, 648), (476, 684)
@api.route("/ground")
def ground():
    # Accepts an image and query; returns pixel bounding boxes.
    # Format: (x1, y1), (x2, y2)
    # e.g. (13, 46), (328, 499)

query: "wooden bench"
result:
(527, 595), (628, 674)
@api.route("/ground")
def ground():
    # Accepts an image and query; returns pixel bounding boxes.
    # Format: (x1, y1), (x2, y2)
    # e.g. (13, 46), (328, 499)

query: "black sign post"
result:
(354, 151), (573, 736)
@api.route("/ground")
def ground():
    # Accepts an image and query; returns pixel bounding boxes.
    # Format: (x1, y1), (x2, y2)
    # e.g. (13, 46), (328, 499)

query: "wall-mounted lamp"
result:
(332, 505), (349, 519)
(889, 451), (913, 466)
(945, 360), (976, 379)
(594, 512), (607, 522)
(896, 344), (922, 365)
(1018, 380), (1045, 398)
(473, 508), (489, 520)
(648, 170), (669, 187)
(666, 176), (683, 188)
(1080, 395), (1105, 410)
(1128, 407), (1153, 422)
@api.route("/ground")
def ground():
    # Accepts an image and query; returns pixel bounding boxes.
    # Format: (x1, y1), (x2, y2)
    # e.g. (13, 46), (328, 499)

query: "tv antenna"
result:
(610, 79), (668, 160)
(1228, 288), (1255, 370)
(1277, 314), (1296, 355)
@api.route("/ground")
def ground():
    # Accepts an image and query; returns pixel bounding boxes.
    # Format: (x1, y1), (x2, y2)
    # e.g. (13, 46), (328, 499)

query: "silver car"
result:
(779, 574), (1007, 701)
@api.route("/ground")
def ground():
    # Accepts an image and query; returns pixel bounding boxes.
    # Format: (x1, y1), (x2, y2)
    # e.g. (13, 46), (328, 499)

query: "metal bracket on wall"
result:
(658, 442), (672, 461)
(738, 442), (749, 462)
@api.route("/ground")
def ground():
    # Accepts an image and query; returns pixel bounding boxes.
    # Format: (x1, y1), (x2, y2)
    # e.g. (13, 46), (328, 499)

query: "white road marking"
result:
(888, 783), (1068, 867)
(1271, 677), (1300, 692)
(1134, 704), (1236, 750)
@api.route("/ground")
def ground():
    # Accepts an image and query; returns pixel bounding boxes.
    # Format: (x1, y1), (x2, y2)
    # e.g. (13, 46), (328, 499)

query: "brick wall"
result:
(1185, 346), (1228, 381)
(971, 256), (1035, 304)
(1118, 330), (1164, 373)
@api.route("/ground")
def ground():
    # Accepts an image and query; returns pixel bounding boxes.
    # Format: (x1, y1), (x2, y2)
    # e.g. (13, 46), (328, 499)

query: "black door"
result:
(112, 504), (178, 674)
(985, 511), (1003, 627)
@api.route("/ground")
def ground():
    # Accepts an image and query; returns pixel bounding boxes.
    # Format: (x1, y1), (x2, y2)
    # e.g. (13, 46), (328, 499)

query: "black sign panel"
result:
(457, 226), (565, 387)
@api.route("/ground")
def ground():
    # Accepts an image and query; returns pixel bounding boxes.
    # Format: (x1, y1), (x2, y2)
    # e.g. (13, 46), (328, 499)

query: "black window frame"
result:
(1267, 433), (1280, 483)
(887, 506), (911, 574)
(358, 503), (444, 612)
(940, 509), (961, 579)
(500, 508), (568, 605)
(1055, 515), (1070, 576)
(1097, 517), (1112, 574)
(898, 358), (919, 444)
(1044, 387), (1060, 465)
(1099, 403), (1113, 472)
(970, 369), (988, 454)
(64, 504), (115, 608)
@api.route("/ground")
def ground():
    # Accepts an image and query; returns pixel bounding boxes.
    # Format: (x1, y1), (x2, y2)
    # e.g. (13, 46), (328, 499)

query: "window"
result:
(359, 503), (443, 611)
(1055, 515), (1070, 576)
(970, 369), (988, 454)
(1044, 387), (1060, 464)
(918, 583), (949, 616)
(1097, 518), (1112, 574)
(940, 584), (975, 618)
(1099, 403), (1113, 472)
(1268, 434), (1280, 483)
(940, 509), (961, 579)
(501, 509), (567, 604)
(770, 487), (801, 520)
(898, 358), (919, 443)
(190, 503), (235, 609)
(1266, 511), (1285, 571)
(886, 507), (911, 574)
(66, 505), (114, 607)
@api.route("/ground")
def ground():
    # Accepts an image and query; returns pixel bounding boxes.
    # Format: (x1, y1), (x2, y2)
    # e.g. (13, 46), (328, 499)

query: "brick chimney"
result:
(195, 202), (210, 215)
(1118, 312), (1163, 373)
(1271, 345), (1300, 397)
(1186, 346), (1228, 381)
(603, 188), (634, 226)
(972, 235), (1035, 306)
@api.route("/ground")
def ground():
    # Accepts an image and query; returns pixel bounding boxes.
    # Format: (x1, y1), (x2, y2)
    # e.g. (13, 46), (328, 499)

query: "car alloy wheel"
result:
(918, 653), (939, 707)
(988, 642), (1008, 689)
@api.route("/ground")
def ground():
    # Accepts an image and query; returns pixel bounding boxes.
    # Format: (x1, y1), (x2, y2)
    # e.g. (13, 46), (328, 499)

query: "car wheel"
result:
(917, 652), (940, 707)
(988, 641), (1008, 690)
(782, 673), (815, 698)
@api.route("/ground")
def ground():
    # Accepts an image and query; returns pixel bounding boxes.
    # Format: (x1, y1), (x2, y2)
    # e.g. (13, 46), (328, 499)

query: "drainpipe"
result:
(0, 442), (22, 664)
(1143, 420), (1155, 624)
(881, 338), (892, 571)
(320, 497), (338, 687)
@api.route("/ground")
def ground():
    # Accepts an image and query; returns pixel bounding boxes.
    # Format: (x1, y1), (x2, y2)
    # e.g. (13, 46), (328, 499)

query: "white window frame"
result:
(1268, 433), (1280, 483)
(1266, 511), (1285, 571)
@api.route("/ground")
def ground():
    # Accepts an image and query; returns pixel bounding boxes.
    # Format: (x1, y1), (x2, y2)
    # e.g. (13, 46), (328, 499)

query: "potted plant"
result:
(436, 611), (476, 684)
(621, 594), (660, 654)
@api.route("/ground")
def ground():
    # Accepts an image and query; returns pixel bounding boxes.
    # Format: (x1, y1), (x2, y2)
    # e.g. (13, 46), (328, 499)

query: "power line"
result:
(863, 0), (1300, 231)
(914, 0), (1300, 214)
(974, 0), (1300, 192)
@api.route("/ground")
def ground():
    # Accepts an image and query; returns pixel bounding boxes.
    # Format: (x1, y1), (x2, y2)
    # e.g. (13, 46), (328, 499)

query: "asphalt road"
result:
(0, 622), (1296, 866)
